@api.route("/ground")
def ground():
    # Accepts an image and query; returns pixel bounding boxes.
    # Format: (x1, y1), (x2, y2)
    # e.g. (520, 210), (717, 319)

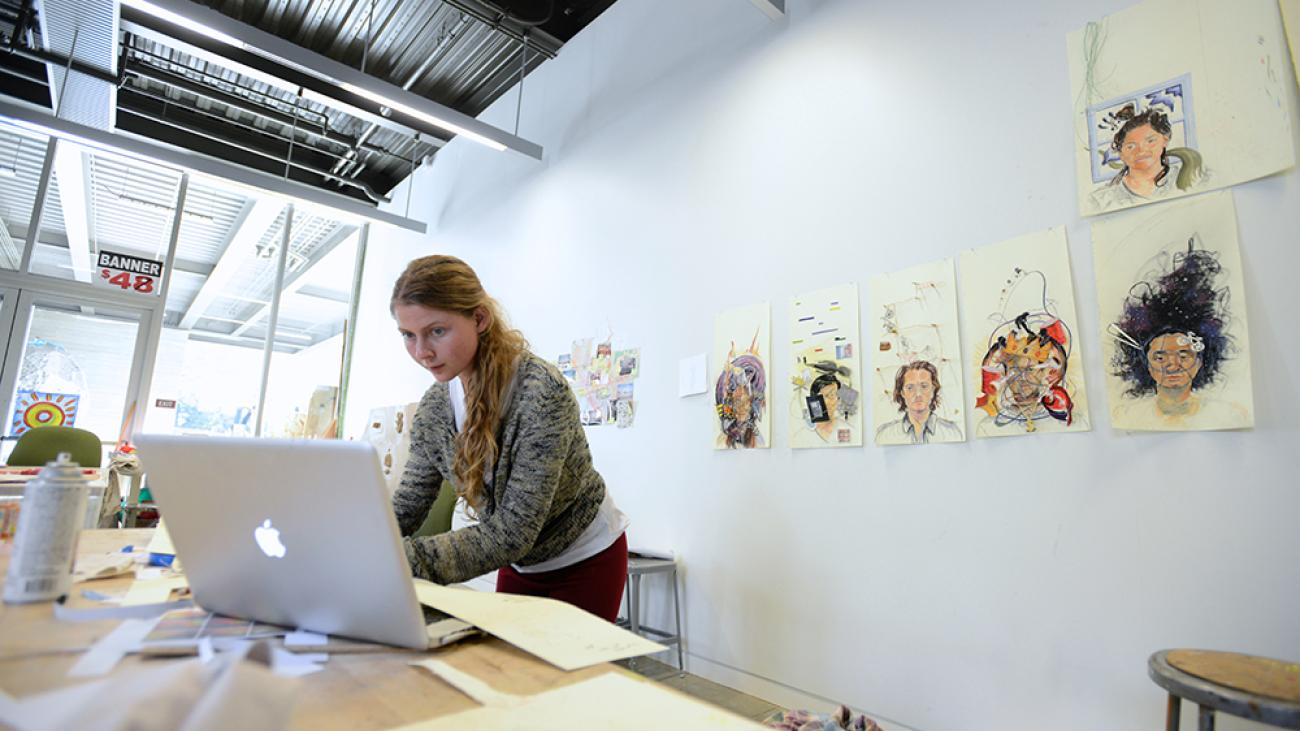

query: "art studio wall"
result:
(345, 0), (1300, 728)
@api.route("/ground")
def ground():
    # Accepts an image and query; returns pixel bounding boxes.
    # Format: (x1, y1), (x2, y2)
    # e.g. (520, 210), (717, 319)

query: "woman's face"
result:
(1146, 333), (1201, 390)
(1119, 123), (1168, 175)
(394, 303), (484, 382)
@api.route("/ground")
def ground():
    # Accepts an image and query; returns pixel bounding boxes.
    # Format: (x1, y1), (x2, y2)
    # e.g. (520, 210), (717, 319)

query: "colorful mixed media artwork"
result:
(555, 338), (640, 428)
(959, 227), (1091, 438)
(1092, 191), (1253, 431)
(10, 390), (80, 436)
(789, 284), (862, 449)
(712, 302), (771, 450)
(869, 259), (966, 446)
(1068, 0), (1294, 217)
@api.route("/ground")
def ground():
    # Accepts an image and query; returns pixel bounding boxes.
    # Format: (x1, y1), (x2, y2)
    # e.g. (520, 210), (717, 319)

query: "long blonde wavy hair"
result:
(390, 255), (529, 513)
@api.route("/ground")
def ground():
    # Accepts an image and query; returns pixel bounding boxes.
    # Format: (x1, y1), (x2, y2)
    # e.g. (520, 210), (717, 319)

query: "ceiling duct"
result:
(36, 0), (119, 129)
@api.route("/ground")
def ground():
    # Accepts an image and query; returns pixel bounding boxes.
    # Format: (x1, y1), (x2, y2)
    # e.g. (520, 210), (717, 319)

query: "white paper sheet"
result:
(54, 597), (192, 622)
(120, 575), (187, 606)
(678, 353), (707, 397)
(392, 671), (767, 730)
(412, 659), (523, 708)
(411, 580), (664, 671)
(145, 520), (176, 555)
(67, 616), (162, 677)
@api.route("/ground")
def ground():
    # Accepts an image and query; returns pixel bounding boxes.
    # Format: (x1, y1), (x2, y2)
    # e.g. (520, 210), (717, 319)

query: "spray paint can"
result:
(3, 452), (90, 603)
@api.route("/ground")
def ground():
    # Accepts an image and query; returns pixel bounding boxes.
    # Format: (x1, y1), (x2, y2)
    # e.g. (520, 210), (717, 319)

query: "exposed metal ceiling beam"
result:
(117, 19), (437, 147)
(7, 223), (214, 276)
(295, 283), (350, 304)
(178, 196), (281, 329)
(187, 330), (299, 354)
(49, 141), (92, 282)
(229, 222), (355, 338)
(0, 98), (428, 232)
(122, 58), (435, 163)
(120, 0), (543, 159)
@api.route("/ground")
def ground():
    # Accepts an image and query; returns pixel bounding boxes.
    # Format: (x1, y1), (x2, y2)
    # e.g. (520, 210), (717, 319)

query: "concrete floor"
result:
(615, 655), (785, 724)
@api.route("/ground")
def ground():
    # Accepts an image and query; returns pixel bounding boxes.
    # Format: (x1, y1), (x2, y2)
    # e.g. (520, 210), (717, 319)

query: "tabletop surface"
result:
(0, 529), (620, 730)
(1167, 650), (1300, 704)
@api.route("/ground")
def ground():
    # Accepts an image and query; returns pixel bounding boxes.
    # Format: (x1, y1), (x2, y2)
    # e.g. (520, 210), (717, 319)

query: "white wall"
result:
(346, 1), (1300, 728)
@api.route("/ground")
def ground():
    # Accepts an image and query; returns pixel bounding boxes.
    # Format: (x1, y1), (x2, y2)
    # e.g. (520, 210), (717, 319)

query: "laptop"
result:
(134, 434), (436, 650)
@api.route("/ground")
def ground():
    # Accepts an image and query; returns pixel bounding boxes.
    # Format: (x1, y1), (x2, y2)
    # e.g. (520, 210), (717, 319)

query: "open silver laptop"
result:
(134, 435), (432, 650)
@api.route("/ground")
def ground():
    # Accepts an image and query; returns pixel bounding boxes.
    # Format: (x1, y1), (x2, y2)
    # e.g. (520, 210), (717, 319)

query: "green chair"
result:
(7, 426), (103, 468)
(413, 480), (456, 538)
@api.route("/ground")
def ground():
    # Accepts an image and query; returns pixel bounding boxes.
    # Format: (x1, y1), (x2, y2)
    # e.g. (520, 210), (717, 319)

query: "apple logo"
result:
(254, 519), (287, 558)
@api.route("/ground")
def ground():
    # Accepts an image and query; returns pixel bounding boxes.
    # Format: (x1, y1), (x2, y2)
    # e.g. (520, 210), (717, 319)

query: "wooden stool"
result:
(1148, 649), (1300, 730)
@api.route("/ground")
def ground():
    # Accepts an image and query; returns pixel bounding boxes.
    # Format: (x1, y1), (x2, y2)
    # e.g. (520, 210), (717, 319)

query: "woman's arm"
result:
(403, 383), (574, 583)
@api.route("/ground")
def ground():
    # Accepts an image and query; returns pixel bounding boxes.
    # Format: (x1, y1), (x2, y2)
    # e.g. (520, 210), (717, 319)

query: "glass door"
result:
(0, 289), (152, 463)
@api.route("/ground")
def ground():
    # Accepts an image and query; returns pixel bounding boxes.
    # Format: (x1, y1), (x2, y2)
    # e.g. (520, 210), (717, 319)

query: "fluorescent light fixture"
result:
(0, 166), (16, 178)
(120, 0), (245, 48)
(339, 83), (507, 152)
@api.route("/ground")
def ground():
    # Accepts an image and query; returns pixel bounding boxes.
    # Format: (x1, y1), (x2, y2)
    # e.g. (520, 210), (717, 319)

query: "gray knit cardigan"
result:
(393, 351), (607, 584)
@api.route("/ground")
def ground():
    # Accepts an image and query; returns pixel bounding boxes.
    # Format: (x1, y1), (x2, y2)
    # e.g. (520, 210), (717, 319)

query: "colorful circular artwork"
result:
(9, 391), (79, 436)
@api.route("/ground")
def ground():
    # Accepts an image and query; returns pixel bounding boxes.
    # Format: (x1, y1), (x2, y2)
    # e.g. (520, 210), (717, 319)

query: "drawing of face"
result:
(1004, 350), (1065, 406)
(1119, 123), (1168, 175)
(902, 369), (934, 414)
(1146, 333), (1202, 390)
(818, 382), (839, 419)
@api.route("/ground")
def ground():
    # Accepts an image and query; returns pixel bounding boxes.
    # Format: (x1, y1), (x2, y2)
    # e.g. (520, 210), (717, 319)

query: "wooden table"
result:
(1149, 649), (1300, 730)
(0, 530), (617, 729)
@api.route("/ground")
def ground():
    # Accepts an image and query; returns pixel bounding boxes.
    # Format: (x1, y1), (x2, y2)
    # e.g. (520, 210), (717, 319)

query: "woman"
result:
(389, 255), (628, 622)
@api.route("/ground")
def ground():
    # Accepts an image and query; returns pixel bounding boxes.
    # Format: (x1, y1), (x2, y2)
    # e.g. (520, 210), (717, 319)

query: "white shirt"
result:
(449, 376), (628, 573)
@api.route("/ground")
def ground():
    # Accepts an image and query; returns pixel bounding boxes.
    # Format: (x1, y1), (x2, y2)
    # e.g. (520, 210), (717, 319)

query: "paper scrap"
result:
(412, 659), (523, 708)
(197, 637), (214, 664)
(425, 617), (478, 648)
(67, 616), (162, 677)
(269, 646), (327, 677)
(121, 575), (187, 606)
(678, 353), (707, 397)
(391, 671), (767, 730)
(146, 519), (176, 555)
(54, 598), (193, 622)
(412, 580), (664, 671)
(71, 552), (136, 582)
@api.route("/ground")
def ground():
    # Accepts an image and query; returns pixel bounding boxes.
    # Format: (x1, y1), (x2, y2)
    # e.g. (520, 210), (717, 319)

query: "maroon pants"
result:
(496, 533), (627, 622)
